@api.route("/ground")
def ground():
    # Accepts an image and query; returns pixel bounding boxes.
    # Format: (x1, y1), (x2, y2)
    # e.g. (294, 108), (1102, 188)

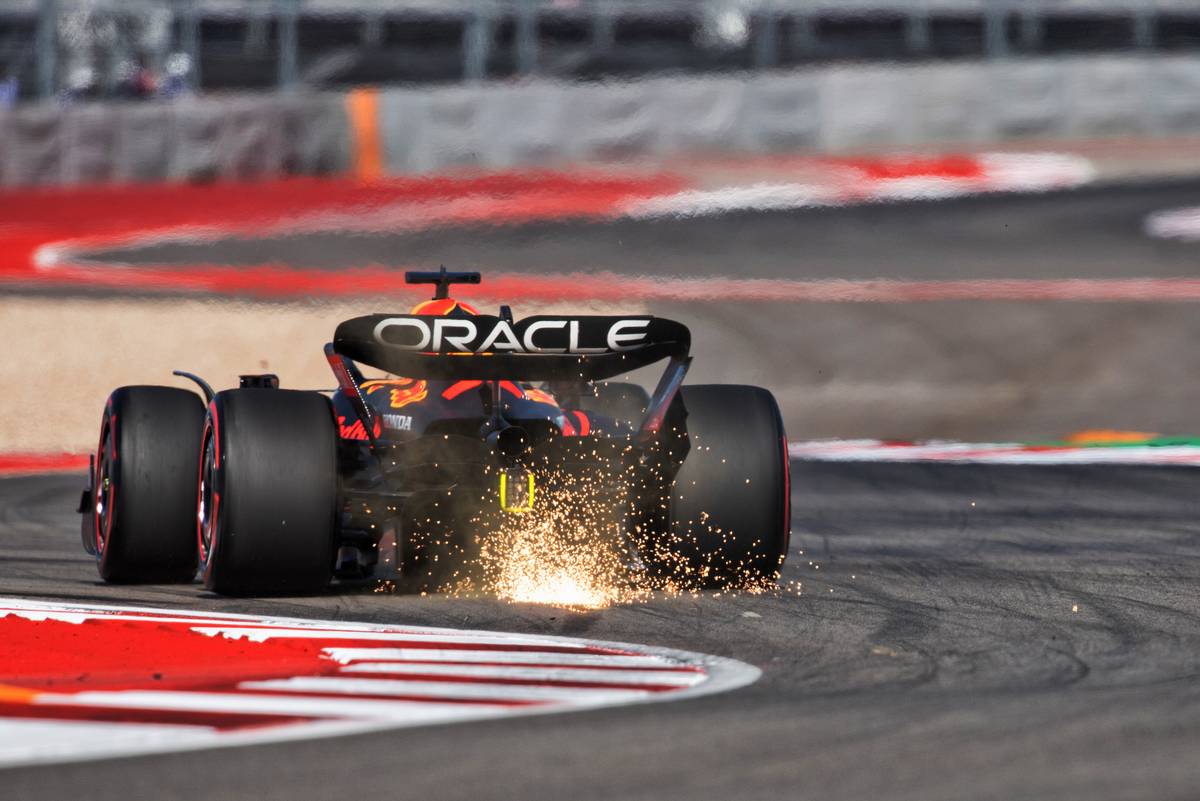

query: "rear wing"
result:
(328, 313), (692, 443)
(332, 314), (689, 382)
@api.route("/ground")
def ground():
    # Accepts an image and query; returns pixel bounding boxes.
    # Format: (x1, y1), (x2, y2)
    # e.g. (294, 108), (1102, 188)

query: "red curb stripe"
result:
(0, 453), (89, 476)
(0, 155), (1095, 301)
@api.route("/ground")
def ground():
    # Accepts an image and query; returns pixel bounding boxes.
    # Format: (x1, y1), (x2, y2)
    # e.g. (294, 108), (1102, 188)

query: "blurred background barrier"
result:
(3, 1), (1200, 101)
(0, 91), (351, 185)
(2, 53), (1198, 187)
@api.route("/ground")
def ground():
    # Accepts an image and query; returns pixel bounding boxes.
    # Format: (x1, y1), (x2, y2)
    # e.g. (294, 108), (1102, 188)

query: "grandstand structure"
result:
(2, 1), (1199, 102)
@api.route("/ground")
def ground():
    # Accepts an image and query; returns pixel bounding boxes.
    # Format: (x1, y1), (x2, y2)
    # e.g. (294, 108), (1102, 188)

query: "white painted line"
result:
(322, 647), (687, 668)
(339, 663), (703, 685)
(788, 439), (1200, 465)
(0, 720), (215, 766)
(238, 676), (653, 704)
(37, 690), (525, 719)
(624, 153), (1095, 219)
(1145, 206), (1200, 242)
(191, 626), (596, 648)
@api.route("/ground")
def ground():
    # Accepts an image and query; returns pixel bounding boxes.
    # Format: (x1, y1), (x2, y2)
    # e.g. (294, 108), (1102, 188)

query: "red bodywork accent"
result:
(442, 380), (483, 401)
(572, 411), (591, 436)
(410, 298), (481, 316)
(441, 380), (526, 402)
(338, 416), (382, 441)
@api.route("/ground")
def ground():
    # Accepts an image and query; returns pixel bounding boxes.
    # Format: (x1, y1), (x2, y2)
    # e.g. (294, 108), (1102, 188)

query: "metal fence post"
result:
(753, 5), (780, 69)
(1018, 8), (1042, 52)
(36, 0), (57, 99)
(464, 2), (492, 81)
(278, 0), (300, 88)
(182, 0), (202, 90)
(591, 3), (615, 52)
(905, 7), (931, 54)
(791, 12), (817, 58)
(516, 0), (539, 76)
(1133, 7), (1155, 51)
(984, 1), (1008, 59)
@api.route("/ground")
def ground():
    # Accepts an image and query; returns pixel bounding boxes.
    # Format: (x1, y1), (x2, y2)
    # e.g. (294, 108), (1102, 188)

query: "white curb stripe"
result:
(321, 647), (686, 668)
(339, 663), (703, 685)
(239, 677), (655, 704)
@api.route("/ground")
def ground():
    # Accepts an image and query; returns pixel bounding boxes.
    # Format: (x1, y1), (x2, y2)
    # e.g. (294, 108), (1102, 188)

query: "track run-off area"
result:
(6, 160), (1200, 799)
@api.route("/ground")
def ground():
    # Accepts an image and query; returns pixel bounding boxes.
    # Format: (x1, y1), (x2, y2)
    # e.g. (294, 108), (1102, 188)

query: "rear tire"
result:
(199, 389), (338, 596)
(642, 384), (790, 589)
(91, 386), (205, 583)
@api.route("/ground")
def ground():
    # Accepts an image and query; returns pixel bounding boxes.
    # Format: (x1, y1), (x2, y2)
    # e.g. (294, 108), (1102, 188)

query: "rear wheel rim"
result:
(197, 426), (217, 566)
(94, 422), (113, 556)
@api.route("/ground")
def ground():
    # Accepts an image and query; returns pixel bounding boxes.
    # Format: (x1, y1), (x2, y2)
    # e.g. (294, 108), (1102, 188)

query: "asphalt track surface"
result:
(85, 179), (1200, 441)
(9, 178), (1200, 799)
(93, 179), (1200, 279)
(5, 462), (1200, 801)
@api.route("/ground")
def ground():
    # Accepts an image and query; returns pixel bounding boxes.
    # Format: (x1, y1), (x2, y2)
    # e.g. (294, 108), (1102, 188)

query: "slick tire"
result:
(648, 385), (791, 589)
(580, 381), (651, 428)
(91, 386), (205, 583)
(199, 389), (338, 596)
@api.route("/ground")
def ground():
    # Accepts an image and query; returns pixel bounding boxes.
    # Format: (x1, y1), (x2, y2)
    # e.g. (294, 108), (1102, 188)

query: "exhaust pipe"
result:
(488, 425), (530, 462)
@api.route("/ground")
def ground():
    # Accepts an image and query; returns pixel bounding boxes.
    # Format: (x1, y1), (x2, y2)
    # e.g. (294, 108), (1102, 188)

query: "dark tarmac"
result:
(5, 463), (1200, 801)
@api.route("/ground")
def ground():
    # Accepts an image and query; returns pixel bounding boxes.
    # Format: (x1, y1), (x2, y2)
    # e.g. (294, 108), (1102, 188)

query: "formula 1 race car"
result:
(78, 270), (790, 596)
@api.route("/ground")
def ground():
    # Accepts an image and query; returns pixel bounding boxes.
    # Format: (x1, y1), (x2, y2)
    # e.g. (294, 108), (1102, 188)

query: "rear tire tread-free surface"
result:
(650, 384), (790, 589)
(93, 385), (205, 583)
(200, 389), (338, 596)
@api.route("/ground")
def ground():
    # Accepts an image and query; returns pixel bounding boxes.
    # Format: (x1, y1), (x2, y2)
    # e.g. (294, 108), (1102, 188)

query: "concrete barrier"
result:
(988, 61), (1065, 140)
(0, 92), (351, 188)
(3, 105), (63, 186)
(1, 55), (1198, 188)
(1154, 58), (1200, 134)
(739, 73), (821, 152)
(118, 104), (173, 182)
(1064, 59), (1148, 138)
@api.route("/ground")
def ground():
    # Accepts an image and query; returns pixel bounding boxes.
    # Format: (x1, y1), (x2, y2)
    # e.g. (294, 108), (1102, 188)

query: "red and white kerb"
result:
(0, 598), (759, 768)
